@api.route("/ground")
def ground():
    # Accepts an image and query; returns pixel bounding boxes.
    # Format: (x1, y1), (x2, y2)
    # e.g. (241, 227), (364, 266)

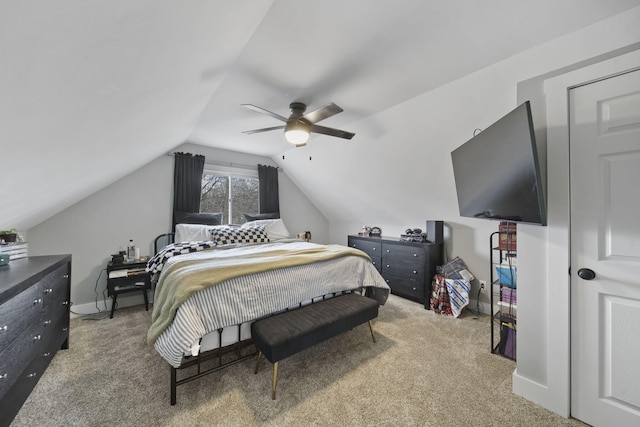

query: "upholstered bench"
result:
(251, 292), (379, 399)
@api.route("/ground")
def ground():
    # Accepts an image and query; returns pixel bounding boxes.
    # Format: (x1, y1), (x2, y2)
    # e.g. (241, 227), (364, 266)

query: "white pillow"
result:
(241, 219), (290, 240)
(175, 223), (226, 243)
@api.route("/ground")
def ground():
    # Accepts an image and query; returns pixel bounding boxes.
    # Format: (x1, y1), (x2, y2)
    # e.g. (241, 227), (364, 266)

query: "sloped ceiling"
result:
(2, 0), (639, 231)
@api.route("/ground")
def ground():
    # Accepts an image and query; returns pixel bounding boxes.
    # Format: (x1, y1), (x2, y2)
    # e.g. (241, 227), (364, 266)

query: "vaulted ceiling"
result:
(2, 0), (639, 231)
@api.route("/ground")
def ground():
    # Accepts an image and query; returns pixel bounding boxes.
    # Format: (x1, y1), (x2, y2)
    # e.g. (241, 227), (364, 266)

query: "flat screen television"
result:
(451, 101), (547, 226)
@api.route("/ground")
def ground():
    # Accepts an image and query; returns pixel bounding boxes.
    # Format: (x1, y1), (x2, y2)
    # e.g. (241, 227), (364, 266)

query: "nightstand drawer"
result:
(381, 243), (425, 263)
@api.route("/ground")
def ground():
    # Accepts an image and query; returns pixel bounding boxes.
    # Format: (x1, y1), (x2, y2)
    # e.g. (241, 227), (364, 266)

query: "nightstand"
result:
(106, 260), (151, 318)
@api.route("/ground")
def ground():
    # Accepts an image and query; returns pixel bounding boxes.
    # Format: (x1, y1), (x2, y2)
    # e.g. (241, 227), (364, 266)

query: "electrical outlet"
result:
(479, 280), (488, 294)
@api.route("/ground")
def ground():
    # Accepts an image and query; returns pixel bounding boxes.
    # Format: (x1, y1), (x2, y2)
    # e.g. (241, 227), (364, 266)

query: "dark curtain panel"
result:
(172, 152), (205, 230)
(258, 164), (279, 215)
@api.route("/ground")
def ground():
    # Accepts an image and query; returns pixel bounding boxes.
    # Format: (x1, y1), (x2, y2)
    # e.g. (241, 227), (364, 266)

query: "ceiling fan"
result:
(241, 102), (355, 146)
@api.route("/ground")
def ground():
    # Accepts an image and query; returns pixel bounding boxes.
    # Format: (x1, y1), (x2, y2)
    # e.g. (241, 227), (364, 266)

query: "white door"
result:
(570, 68), (640, 426)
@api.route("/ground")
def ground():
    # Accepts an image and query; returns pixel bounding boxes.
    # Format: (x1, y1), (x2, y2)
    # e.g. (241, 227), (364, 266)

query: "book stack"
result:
(0, 242), (28, 260)
(499, 221), (517, 251)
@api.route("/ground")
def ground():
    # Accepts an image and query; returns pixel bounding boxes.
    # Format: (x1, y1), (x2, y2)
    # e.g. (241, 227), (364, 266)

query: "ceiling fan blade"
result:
(241, 104), (288, 122)
(301, 102), (343, 124)
(309, 124), (355, 140)
(242, 125), (285, 135)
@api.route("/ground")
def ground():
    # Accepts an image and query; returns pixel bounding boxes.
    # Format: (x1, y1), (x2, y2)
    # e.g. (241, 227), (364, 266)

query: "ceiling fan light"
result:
(284, 121), (309, 145)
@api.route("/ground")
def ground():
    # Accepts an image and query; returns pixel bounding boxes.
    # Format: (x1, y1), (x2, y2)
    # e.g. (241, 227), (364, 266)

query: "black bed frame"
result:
(155, 233), (256, 405)
(170, 328), (257, 405)
(154, 233), (363, 405)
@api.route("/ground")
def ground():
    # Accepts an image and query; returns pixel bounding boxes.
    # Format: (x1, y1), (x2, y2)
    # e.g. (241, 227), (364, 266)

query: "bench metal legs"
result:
(254, 352), (279, 400)
(254, 321), (377, 400)
(272, 362), (279, 400)
(368, 320), (376, 343)
(254, 351), (262, 374)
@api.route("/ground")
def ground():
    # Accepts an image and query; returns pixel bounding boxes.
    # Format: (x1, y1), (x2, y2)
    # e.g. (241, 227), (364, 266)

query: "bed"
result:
(146, 218), (390, 404)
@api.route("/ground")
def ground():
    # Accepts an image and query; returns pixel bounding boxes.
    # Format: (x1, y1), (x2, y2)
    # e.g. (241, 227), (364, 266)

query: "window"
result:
(200, 165), (259, 225)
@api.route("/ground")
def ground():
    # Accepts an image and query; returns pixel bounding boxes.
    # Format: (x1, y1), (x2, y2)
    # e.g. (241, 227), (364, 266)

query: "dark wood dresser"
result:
(348, 235), (442, 308)
(0, 255), (71, 426)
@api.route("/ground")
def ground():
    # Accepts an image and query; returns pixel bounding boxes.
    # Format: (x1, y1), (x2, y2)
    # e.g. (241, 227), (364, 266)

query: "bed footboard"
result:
(170, 327), (256, 405)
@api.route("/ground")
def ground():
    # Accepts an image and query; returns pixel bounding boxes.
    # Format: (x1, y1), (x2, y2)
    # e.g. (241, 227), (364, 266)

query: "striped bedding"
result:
(150, 240), (390, 368)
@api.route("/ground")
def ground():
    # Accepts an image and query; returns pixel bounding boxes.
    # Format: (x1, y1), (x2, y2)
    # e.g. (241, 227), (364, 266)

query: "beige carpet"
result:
(12, 295), (586, 426)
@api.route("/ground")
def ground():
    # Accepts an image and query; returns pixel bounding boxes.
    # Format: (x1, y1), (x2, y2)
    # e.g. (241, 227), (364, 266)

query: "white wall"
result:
(27, 143), (328, 312)
(283, 6), (640, 418)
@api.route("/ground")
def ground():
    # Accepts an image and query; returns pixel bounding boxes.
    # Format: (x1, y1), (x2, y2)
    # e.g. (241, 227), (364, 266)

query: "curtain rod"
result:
(166, 152), (281, 172)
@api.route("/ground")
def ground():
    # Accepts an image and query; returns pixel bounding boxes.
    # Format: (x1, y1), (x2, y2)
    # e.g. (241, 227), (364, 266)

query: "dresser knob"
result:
(0, 325), (7, 332)
(386, 264), (390, 268)
(43, 352), (51, 357)
(413, 270), (418, 274)
(0, 373), (7, 380)
(26, 373), (37, 379)
(43, 320), (52, 326)
(62, 301), (69, 305)
(44, 288), (53, 294)
(413, 253), (417, 257)
(385, 279), (390, 283)
(352, 244), (356, 248)
(33, 334), (42, 341)
(372, 247), (376, 251)
(372, 261), (376, 265)
(63, 327), (68, 332)
(63, 274), (70, 279)
(412, 287), (417, 291)
(33, 298), (43, 305)
(386, 249), (390, 253)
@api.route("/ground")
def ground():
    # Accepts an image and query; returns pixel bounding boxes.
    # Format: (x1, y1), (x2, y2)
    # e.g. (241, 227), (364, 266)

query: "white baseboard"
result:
(477, 299), (491, 316)
(513, 368), (569, 418)
(464, 298), (491, 317)
(70, 291), (154, 319)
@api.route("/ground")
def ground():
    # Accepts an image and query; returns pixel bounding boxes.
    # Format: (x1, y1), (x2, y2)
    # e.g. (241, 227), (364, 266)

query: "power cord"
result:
(467, 281), (482, 319)
(95, 267), (108, 313)
(70, 267), (110, 320)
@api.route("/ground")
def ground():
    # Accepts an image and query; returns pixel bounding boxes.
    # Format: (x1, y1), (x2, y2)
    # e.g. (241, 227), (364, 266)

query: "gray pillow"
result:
(243, 212), (280, 222)
(175, 211), (223, 226)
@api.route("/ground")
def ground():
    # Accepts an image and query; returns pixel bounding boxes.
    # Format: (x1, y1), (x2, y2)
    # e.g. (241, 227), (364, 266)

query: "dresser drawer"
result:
(0, 318), (45, 396)
(0, 284), (43, 351)
(381, 243), (426, 263)
(43, 265), (70, 322)
(381, 259), (424, 280)
(0, 340), (54, 419)
(348, 237), (381, 270)
(384, 274), (425, 301)
(348, 237), (381, 257)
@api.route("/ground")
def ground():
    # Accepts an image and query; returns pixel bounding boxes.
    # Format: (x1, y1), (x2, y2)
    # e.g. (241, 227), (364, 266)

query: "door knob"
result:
(577, 268), (596, 280)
